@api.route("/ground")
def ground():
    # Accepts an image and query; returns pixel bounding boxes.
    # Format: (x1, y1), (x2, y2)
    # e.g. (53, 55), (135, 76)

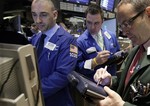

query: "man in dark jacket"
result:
(94, 0), (150, 106)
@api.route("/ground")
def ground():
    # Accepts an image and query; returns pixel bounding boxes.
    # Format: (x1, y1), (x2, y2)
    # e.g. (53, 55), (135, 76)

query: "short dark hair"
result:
(85, 3), (104, 19)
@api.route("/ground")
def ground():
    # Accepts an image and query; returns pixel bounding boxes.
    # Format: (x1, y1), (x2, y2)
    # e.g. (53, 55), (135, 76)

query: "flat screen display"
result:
(102, 18), (116, 35)
(64, 0), (90, 5)
(100, 0), (115, 12)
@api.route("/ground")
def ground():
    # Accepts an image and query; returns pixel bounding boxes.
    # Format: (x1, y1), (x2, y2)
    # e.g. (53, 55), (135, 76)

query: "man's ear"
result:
(146, 6), (150, 17)
(53, 10), (58, 20)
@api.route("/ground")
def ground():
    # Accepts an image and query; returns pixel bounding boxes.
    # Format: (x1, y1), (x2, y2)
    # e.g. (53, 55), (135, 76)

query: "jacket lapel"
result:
(122, 46), (150, 96)
(117, 46), (138, 95)
(129, 52), (150, 81)
(86, 31), (102, 51)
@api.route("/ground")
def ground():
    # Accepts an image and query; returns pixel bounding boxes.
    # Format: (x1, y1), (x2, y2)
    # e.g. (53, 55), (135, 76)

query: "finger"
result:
(94, 68), (107, 82)
(94, 70), (101, 82)
(103, 86), (115, 98)
(101, 50), (110, 54)
(95, 75), (100, 82)
(102, 70), (110, 79)
(93, 74), (98, 82)
(98, 70), (106, 84)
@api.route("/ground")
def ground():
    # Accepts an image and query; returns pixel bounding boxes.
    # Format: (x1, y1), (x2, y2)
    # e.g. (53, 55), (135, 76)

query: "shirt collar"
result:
(92, 29), (102, 39)
(43, 24), (60, 39)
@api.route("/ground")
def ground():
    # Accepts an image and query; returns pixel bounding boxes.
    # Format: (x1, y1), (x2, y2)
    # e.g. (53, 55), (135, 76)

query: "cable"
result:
(0, 58), (19, 96)
(0, 56), (41, 106)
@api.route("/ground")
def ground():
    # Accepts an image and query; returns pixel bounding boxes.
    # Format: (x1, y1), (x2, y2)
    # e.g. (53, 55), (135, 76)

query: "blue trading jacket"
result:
(76, 29), (120, 80)
(30, 26), (77, 106)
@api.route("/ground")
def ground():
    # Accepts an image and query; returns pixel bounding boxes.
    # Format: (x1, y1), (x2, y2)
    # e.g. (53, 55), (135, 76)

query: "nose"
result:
(35, 16), (42, 23)
(121, 27), (131, 36)
(122, 30), (132, 38)
(122, 32), (128, 37)
(90, 24), (95, 30)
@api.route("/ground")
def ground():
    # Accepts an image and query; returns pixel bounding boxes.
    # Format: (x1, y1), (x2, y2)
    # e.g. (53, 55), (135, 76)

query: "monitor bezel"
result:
(63, 0), (90, 6)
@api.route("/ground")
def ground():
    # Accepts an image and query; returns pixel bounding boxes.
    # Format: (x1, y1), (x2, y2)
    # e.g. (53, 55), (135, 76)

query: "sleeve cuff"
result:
(84, 59), (93, 70)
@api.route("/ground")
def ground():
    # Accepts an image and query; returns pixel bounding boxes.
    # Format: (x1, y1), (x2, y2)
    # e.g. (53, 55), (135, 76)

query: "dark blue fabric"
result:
(36, 34), (46, 57)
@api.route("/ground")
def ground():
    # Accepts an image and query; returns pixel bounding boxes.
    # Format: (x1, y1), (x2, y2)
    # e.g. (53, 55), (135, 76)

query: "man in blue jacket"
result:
(30, 0), (77, 106)
(76, 4), (120, 80)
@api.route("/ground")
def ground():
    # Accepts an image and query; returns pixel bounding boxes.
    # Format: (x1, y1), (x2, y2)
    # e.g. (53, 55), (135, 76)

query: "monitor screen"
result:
(102, 18), (117, 35)
(3, 15), (22, 33)
(64, 0), (90, 5)
(3, 0), (31, 12)
(100, 0), (115, 12)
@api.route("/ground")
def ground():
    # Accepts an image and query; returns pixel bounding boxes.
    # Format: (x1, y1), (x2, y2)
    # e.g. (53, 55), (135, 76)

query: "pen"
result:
(97, 66), (107, 86)
(104, 65), (107, 70)
(145, 83), (150, 94)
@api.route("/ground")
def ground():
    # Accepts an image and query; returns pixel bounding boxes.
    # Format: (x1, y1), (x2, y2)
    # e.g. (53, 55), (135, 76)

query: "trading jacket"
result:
(76, 29), (120, 80)
(112, 45), (150, 106)
(30, 26), (77, 106)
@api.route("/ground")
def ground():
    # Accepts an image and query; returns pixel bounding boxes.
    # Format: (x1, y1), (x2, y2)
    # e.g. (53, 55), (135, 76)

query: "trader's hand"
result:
(95, 86), (125, 106)
(95, 50), (110, 65)
(93, 67), (111, 86)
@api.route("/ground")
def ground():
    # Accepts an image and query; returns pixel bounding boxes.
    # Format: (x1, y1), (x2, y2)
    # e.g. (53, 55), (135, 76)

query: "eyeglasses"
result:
(118, 9), (145, 31)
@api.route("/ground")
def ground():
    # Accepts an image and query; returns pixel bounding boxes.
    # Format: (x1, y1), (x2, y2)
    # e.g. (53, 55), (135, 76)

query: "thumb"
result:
(103, 86), (114, 98)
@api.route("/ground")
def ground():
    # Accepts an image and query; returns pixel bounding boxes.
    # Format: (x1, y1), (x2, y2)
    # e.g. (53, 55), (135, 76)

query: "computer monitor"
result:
(100, 0), (116, 12)
(102, 18), (117, 35)
(0, 43), (44, 106)
(3, 0), (30, 12)
(64, 0), (90, 5)
(3, 15), (22, 33)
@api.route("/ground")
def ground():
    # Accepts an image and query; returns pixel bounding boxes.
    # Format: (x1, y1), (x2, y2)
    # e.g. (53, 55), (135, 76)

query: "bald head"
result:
(31, 0), (58, 32)
(32, 0), (55, 10)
